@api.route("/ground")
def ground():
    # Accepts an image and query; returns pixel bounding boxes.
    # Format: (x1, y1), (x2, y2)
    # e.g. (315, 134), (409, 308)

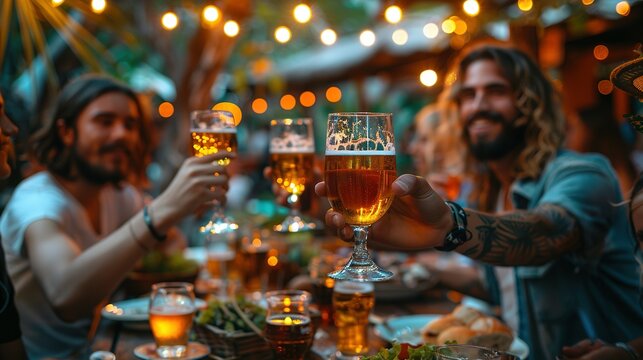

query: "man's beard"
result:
(72, 144), (130, 186)
(465, 111), (526, 161)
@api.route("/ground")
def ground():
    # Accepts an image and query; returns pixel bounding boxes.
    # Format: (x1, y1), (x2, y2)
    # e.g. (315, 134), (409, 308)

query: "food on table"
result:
(363, 343), (437, 360)
(196, 297), (266, 333)
(138, 250), (199, 274)
(421, 305), (513, 350)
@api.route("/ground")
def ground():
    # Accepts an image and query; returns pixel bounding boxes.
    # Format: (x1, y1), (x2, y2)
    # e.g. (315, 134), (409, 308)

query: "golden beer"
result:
(270, 152), (314, 196)
(191, 129), (238, 166)
(265, 314), (313, 360)
(333, 281), (375, 356)
(206, 249), (235, 279)
(149, 306), (195, 348)
(325, 153), (396, 225)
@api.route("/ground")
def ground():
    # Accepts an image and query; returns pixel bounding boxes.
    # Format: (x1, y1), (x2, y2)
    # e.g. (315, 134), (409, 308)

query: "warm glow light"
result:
(91, 0), (106, 14)
(420, 69), (438, 87)
(252, 237), (262, 247)
(384, 5), (403, 24)
(392, 29), (408, 45)
(423, 23), (439, 38)
(203, 5), (221, 23)
(582, 0), (594, 4)
(293, 3), (312, 23)
(275, 26), (292, 43)
(51, 0), (64, 6)
(518, 0), (533, 12)
(223, 20), (240, 37)
(267, 256), (279, 266)
(359, 30), (376, 47)
(326, 86), (342, 103)
(593, 45), (609, 60)
(299, 91), (316, 107)
(454, 17), (467, 35)
(616, 1), (630, 16)
(442, 19), (456, 34)
(161, 12), (179, 30)
(463, 0), (480, 16)
(212, 102), (242, 126)
(280, 94), (296, 110)
(252, 98), (268, 114)
(158, 102), (174, 118)
(320, 29), (337, 45)
(598, 80), (613, 95)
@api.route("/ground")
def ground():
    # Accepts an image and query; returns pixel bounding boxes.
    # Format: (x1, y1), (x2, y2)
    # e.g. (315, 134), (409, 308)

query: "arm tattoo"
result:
(460, 204), (581, 266)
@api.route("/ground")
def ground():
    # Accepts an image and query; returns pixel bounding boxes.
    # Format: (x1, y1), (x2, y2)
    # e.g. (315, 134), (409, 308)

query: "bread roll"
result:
(436, 326), (479, 345)
(468, 317), (514, 351)
(421, 314), (462, 343)
(452, 305), (482, 325)
(469, 316), (513, 336)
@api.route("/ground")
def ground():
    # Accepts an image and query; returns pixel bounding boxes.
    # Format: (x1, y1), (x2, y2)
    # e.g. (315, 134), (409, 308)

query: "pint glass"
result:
(332, 281), (375, 357)
(265, 290), (314, 360)
(149, 282), (196, 358)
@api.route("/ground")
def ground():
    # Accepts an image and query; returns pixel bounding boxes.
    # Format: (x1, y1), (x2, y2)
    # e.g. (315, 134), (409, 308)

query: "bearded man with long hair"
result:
(317, 43), (643, 359)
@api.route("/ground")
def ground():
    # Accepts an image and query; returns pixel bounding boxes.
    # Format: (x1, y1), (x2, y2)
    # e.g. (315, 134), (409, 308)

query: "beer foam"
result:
(334, 281), (374, 294)
(325, 150), (395, 156)
(270, 135), (314, 153)
(191, 128), (237, 133)
(150, 305), (195, 316)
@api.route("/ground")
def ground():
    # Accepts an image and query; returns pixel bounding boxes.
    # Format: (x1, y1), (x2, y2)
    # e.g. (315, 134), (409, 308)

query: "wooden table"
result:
(91, 288), (455, 359)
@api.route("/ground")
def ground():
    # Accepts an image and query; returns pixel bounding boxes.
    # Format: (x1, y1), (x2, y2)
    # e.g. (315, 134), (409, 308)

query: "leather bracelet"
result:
(436, 201), (469, 252)
(143, 206), (167, 242)
(615, 342), (640, 360)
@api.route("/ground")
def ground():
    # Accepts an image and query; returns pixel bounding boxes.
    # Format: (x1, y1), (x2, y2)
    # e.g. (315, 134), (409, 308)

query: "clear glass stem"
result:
(351, 226), (371, 266)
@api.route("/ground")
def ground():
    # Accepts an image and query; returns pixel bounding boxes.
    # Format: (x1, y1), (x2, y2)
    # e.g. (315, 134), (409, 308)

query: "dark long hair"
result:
(30, 74), (145, 179)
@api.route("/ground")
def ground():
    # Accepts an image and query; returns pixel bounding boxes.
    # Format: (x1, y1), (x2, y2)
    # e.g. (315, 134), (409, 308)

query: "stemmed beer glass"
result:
(269, 118), (317, 232)
(190, 109), (238, 234)
(324, 112), (396, 282)
(149, 282), (196, 358)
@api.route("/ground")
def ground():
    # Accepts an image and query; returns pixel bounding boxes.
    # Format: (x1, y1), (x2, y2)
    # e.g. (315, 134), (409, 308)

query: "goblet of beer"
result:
(332, 281), (375, 358)
(190, 109), (238, 234)
(324, 112), (396, 281)
(149, 282), (196, 358)
(264, 290), (314, 360)
(270, 118), (317, 232)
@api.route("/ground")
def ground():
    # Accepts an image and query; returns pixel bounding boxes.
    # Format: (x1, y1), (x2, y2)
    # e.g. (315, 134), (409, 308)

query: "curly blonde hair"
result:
(448, 44), (566, 211)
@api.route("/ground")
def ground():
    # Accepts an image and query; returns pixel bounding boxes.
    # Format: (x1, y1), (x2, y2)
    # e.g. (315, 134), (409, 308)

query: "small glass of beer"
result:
(264, 290), (314, 360)
(149, 282), (196, 358)
(190, 109), (238, 235)
(332, 281), (375, 358)
(324, 112), (396, 281)
(269, 118), (317, 232)
(205, 231), (236, 298)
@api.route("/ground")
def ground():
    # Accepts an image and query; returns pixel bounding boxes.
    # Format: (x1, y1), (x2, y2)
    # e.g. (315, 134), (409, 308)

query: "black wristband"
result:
(143, 206), (167, 242)
(615, 342), (640, 360)
(436, 201), (469, 252)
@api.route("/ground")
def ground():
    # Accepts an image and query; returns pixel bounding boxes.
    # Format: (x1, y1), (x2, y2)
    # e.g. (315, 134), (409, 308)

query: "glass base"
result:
(328, 258), (393, 282)
(273, 214), (319, 233)
(156, 344), (187, 358)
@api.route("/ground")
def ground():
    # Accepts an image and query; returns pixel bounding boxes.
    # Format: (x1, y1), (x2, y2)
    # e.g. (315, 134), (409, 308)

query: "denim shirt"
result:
(486, 150), (643, 360)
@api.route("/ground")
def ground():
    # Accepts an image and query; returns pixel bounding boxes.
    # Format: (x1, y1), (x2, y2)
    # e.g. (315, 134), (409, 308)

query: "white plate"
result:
(102, 297), (207, 322)
(374, 314), (529, 359)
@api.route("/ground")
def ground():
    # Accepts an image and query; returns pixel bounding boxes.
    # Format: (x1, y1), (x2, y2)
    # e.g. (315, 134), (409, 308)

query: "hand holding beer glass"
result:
(270, 118), (317, 232)
(149, 282), (196, 358)
(333, 281), (375, 359)
(264, 290), (314, 360)
(190, 110), (238, 234)
(324, 112), (396, 281)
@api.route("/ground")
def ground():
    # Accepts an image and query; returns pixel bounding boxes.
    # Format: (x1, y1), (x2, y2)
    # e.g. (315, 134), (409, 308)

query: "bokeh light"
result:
(320, 29), (337, 46)
(597, 80), (613, 95)
(223, 20), (240, 37)
(158, 102), (174, 118)
(161, 12), (179, 30)
(212, 102), (243, 126)
(423, 23), (439, 38)
(252, 98), (268, 114)
(359, 30), (376, 47)
(420, 70), (438, 87)
(518, 0), (533, 12)
(593, 45), (609, 60)
(280, 95), (296, 110)
(616, 1), (630, 16)
(442, 19), (456, 34)
(275, 26), (292, 43)
(392, 29), (408, 45)
(91, 0), (106, 14)
(453, 17), (468, 35)
(384, 5), (403, 24)
(51, 0), (64, 6)
(463, 0), (480, 16)
(202, 5), (221, 24)
(293, 4), (312, 23)
(326, 87), (342, 103)
(582, 0), (594, 4)
(299, 91), (316, 107)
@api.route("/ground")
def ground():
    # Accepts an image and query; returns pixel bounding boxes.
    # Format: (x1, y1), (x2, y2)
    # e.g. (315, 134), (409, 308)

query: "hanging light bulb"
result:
(161, 12), (179, 30)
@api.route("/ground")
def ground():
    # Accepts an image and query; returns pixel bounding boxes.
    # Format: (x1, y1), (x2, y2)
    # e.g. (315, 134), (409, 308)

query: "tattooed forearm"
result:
(457, 204), (581, 266)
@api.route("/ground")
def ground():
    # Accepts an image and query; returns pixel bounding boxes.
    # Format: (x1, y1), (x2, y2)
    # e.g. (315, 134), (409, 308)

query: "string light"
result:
(252, 98), (268, 114)
(582, 0), (594, 4)
(616, 1), (630, 16)
(326, 87), (342, 102)
(463, 0), (480, 16)
(293, 3), (312, 23)
(299, 91), (316, 107)
(158, 102), (174, 118)
(280, 94), (296, 110)
(593, 45), (609, 60)
(212, 102), (242, 126)
(453, 17), (468, 35)
(202, 5), (221, 24)
(423, 23), (439, 39)
(597, 80), (613, 95)
(518, 0), (533, 12)
(223, 20), (240, 37)
(320, 29), (337, 45)
(384, 5), (403, 24)
(275, 26), (292, 43)
(91, 0), (106, 14)
(442, 19), (456, 34)
(392, 29), (408, 45)
(359, 30), (376, 47)
(420, 69), (438, 87)
(161, 12), (179, 30)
